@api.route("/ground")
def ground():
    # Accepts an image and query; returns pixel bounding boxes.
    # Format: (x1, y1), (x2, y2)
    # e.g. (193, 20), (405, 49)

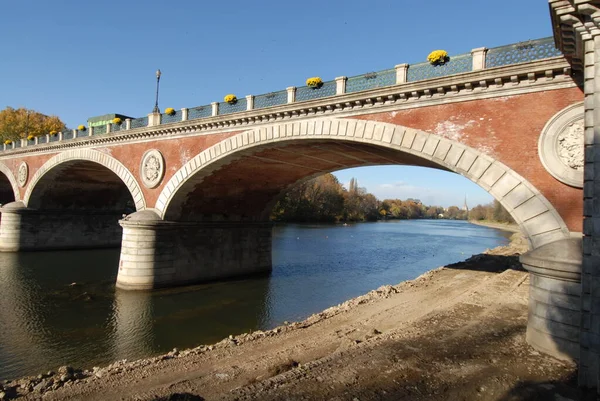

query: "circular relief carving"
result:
(17, 162), (28, 188)
(140, 149), (165, 189)
(539, 102), (584, 188)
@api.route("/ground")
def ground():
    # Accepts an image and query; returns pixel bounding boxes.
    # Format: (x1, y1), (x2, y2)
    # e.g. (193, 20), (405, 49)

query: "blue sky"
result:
(0, 1), (554, 208)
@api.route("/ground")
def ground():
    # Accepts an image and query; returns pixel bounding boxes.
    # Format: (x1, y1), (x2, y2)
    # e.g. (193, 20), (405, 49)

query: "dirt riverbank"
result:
(1, 232), (594, 400)
(468, 220), (521, 233)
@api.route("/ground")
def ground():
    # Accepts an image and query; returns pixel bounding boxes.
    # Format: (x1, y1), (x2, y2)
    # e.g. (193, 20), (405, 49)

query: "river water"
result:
(0, 220), (510, 380)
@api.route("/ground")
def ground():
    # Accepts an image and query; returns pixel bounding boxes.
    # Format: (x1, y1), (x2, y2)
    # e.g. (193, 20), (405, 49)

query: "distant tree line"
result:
(468, 201), (514, 223)
(271, 173), (514, 224)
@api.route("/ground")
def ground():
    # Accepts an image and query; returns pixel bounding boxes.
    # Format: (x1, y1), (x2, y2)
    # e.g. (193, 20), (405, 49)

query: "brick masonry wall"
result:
(351, 87), (584, 233)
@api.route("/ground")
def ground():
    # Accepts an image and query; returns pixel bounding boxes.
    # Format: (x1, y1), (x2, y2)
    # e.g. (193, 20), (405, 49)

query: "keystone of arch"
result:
(155, 117), (571, 249)
(0, 161), (20, 202)
(23, 148), (146, 211)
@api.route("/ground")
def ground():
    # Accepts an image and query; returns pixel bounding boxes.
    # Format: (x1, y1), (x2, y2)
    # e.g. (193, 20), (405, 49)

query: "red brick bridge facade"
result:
(0, 36), (588, 375)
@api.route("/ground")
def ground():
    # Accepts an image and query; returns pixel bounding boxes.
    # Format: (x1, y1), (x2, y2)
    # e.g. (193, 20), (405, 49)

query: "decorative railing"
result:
(5, 37), (565, 151)
(130, 117), (148, 129)
(346, 69), (396, 93)
(296, 80), (337, 102)
(188, 105), (212, 120)
(486, 37), (562, 68)
(161, 110), (182, 124)
(219, 98), (247, 115)
(407, 53), (473, 82)
(63, 129), (74, 140)
(254, 90), (287, 109)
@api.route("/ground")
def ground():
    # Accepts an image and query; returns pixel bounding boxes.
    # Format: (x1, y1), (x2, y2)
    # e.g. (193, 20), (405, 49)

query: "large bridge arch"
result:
(23, 148), (146, 211)
(156, 117), (570, 249)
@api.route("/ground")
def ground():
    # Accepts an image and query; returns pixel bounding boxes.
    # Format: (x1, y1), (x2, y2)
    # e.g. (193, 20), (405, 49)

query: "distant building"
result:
(87, 113), (133, 128)
(462, 196), (469, 213)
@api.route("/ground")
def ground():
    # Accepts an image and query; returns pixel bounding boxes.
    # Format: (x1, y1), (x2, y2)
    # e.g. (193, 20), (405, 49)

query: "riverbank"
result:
(469, 219), (521, 233)
(1, 233), (592, 400)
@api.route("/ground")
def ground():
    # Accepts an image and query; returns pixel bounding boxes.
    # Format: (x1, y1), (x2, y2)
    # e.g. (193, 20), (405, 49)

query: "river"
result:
(0, 220), (511, 380)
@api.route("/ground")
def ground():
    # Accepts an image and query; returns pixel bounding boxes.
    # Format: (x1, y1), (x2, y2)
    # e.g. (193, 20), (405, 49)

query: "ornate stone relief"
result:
(140, 149), (165, 189)
(17, 161), (28, 188)
(538, 102), (584, 188)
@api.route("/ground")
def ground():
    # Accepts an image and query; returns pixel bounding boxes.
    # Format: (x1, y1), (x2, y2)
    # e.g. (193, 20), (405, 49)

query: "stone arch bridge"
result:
(0, 33), (592, 382)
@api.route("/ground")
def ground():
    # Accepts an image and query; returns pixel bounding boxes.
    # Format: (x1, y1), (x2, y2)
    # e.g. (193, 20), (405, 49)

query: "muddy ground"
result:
(1, 231), (595, 401)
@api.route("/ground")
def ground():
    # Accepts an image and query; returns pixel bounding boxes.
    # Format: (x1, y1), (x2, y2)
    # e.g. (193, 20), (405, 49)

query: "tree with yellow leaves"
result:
(0, 107), (66, 141)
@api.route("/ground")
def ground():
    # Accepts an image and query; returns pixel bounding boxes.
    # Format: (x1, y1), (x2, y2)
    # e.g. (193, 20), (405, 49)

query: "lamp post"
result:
(152, 69), (161, 114)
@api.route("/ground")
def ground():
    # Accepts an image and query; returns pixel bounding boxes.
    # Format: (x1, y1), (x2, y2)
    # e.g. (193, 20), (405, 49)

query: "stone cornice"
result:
(0, 57), (576, 159)
(550, 0), (600, 71)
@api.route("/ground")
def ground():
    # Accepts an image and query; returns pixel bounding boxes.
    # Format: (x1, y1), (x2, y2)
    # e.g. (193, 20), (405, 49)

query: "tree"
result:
(467, 201), (514, 223)
(271, 173), (345, 222)
(0, 107), (66, 141)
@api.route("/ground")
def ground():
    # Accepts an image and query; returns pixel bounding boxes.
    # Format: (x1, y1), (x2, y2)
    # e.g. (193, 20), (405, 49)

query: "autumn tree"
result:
(271, 173), (345, 222)
(467, 200), (514, 223)
(0, 107), (66, 141)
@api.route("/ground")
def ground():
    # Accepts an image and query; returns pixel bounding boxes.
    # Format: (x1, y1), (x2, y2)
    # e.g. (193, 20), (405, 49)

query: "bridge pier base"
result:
(520, 238), (582, 362)
(116, 211), (272, 290)
(0, 201), (124, 251)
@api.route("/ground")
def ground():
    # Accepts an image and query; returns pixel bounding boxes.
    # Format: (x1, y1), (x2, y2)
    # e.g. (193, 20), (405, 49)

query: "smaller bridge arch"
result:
(156, 118), (570, 249)
(23, 148), (146, 211)
(0, 162), (20, 204)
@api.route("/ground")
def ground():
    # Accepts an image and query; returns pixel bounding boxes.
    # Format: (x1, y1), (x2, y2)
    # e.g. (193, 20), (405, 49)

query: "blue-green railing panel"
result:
(111, 123), (122, 133)
(38, 136), (47, 144)
(219, 98), (247, 115)
(188, 105), (212, 120)
(407, 53), (473, 82)
(161, 110), (182, 124)
(14, 141), (20, 148)
(63, 130), (74, 140)
(346, 69), (396, 93)
(130, 117), (148, 129)
(27, 138), (35, 145)
(254, 90), (288, 109)
(89, 126), (103, 136)
(486, 37), (562, 68)
(296, 80), (336, 102)
(49, 134), (59, 142)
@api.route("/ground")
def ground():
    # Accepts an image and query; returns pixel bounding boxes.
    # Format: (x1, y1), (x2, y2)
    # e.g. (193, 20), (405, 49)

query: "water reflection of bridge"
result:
(0, 250), (270, 379)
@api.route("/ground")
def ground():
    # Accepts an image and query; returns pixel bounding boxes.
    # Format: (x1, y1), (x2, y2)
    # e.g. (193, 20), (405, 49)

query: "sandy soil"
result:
(1, 229), (595, 401)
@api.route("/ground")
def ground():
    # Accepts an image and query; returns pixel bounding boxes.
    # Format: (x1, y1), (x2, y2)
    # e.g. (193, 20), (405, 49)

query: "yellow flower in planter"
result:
(113, 117), (122, 125)
(4, 140), (12, 145)
(427, 50), (449, 66)
(165, 107), (176, 115)
(77, 125), (86, 131)
(27, 135), (34, 141)
(49, 130), (57, 136)
(224, 94), (237, 104)
(306, 77), (323, 88)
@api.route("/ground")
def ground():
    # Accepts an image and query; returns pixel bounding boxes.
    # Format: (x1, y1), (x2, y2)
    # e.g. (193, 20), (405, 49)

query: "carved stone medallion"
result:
(140, 149), (165, 189)
(538, 102), (584, 188)
(17, 161), (28, 188)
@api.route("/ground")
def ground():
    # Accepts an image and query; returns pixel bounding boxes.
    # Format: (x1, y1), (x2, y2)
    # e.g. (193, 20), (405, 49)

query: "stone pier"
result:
(115, 211), (273, 290)
(520, 238), (582, 361)
(0, 201), (124, 251)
